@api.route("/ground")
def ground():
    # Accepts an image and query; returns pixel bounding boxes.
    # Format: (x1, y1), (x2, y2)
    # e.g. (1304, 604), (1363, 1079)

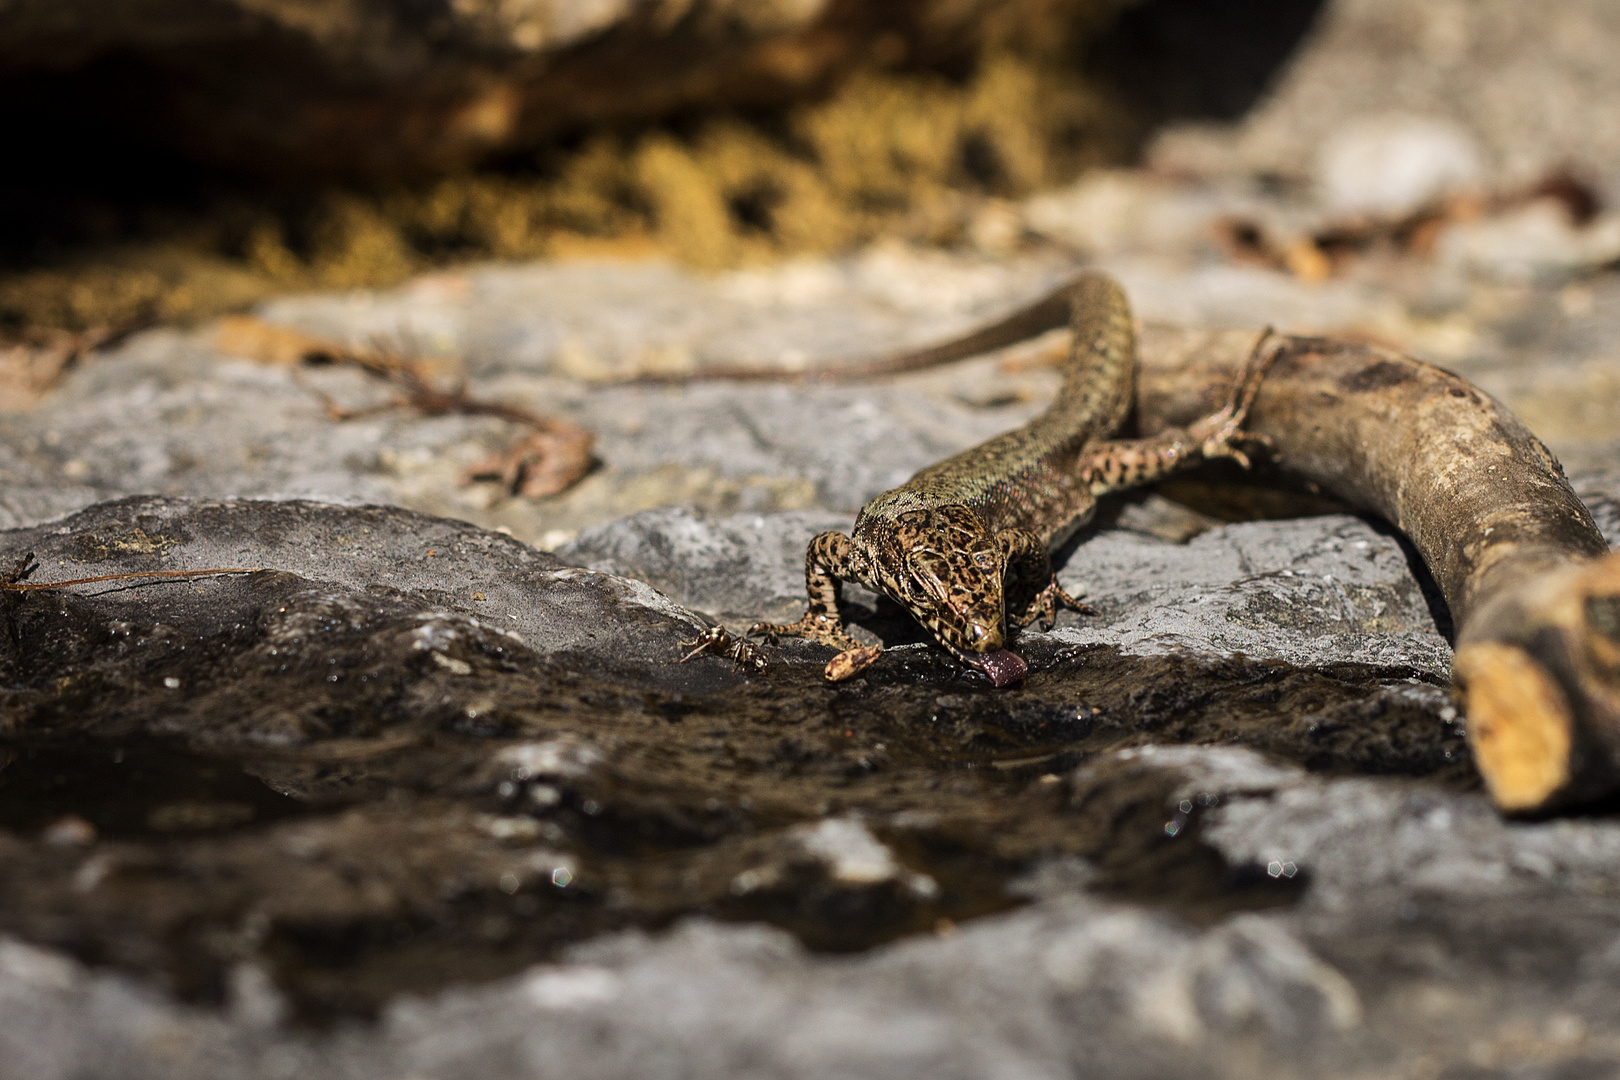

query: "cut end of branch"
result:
(1455, 642), (1573, 812)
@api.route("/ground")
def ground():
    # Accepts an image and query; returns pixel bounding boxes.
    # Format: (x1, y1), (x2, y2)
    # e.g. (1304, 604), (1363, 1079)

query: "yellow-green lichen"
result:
(0, 51), (1132, 334)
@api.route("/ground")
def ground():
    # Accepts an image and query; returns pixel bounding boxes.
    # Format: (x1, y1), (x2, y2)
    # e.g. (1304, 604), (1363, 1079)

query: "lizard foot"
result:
(749, 613), (865, 653)
(1191, 327), (1285, 467)
(1013, 578), (1096, 631)
(825, 644), (885, 682)
(1193, 425), (1276, 470)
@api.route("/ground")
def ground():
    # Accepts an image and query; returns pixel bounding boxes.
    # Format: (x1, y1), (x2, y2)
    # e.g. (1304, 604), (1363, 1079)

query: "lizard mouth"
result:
(958, 646), (1027, 688)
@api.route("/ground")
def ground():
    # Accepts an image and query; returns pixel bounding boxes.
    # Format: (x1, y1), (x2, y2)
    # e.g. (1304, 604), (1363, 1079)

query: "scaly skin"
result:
(752, 272), (1278, 685)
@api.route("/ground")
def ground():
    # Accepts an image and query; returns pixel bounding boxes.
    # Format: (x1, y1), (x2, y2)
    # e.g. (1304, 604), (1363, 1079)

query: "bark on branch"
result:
(1133, 327), (1616, 813)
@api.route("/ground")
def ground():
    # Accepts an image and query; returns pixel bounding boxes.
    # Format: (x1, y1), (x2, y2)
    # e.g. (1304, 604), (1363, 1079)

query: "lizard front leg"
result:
(750, 531), (884, 680)
(1183, 328), (1280, 468)
(998, 528), (1094, 631)
(1079, 330), (1281, 496)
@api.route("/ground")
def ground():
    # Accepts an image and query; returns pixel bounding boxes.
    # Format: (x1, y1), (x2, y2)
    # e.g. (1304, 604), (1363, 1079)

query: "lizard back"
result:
(860, 272), (1136, 545)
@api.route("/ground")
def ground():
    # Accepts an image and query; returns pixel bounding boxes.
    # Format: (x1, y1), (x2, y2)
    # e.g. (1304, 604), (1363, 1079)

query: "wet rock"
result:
(13, 737), (1620, 1076)
(0, 495), (709, 684)
(0, 484), (1484, 1065)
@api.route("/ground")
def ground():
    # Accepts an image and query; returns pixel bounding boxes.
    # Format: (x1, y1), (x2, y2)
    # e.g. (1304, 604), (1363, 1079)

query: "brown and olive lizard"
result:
(750, 271), (1279, 686)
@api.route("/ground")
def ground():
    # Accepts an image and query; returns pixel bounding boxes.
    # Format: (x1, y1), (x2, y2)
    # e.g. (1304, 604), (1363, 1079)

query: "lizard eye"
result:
(972, 550), (997, 570)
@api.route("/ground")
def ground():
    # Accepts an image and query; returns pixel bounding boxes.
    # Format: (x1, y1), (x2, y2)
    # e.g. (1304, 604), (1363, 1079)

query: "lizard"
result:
(749, 270), (1279, 687)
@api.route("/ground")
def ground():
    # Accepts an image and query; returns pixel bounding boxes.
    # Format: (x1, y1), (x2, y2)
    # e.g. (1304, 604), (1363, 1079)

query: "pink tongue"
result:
(976, 649), (1027, 688)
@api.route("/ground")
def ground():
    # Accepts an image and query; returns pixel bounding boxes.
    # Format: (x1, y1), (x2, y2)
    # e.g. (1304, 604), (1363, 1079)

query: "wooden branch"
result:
(1133, 326), (1616, 812)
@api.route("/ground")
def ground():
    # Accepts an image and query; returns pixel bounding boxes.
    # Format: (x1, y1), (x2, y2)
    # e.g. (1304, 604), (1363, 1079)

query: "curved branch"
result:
(1133, 326), (1617, 812)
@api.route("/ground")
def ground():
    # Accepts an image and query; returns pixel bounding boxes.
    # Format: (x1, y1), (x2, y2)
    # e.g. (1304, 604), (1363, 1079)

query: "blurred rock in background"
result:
(0, 0), (1129, 178)
(0, 0), (1306, 330)
(1151, 0), (1620, 205)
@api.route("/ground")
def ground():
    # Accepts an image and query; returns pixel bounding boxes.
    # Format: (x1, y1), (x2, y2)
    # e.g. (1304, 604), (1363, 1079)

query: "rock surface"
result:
(0, 485), (1619, 1077)
(8, 230), (1620, 545)
(5, 1), (1620, 1070)
(561, 504), (1456, 675)
(0, 484), (1524, 1078)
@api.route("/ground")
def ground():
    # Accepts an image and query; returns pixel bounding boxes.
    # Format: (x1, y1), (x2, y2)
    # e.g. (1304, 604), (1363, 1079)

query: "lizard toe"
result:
(825, 644), (884, 681)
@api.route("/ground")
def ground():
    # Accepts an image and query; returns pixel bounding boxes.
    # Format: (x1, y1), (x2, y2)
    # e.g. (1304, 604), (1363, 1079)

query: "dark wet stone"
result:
(0, 492), (1476, 1044)
(0, 494), (719, 692)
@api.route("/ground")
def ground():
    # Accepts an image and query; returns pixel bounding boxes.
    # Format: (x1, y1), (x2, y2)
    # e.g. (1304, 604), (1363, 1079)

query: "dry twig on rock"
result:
(215, 316), (595, 497)
(0, 326), (129, 410)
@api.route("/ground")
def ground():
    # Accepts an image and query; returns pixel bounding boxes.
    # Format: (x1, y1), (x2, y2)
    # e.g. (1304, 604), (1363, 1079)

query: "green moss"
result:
(0, 51), (1133, 334)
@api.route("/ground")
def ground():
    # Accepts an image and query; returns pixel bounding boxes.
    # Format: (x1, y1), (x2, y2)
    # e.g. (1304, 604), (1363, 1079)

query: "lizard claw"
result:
(754, 612), (882, 678)
(1199, 427), (1277, 471)
(1014, 577), (1096, 630)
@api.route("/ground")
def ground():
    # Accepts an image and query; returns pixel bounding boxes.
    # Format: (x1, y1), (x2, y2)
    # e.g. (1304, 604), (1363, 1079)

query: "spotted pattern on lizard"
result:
(751, 271), (1279, 685)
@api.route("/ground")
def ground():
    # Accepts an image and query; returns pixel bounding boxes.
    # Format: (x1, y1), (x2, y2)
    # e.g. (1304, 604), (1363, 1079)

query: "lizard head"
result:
(873, 506), (1027, 687)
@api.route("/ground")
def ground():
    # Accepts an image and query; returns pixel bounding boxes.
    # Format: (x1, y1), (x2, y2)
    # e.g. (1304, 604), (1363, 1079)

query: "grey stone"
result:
(1314, 114), (1484, 217)
(0, 250), (1079, 544)
(9, 240), (1620, 551)
(1434, 204), (1620, 285)
(560, 504), (1453, 675)
(559, 505), (851, 625)
(1049, 514), (1451, 674)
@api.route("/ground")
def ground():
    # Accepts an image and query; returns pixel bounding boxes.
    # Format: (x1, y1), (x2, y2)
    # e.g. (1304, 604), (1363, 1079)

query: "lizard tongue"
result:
(974, 649), (1027, 688)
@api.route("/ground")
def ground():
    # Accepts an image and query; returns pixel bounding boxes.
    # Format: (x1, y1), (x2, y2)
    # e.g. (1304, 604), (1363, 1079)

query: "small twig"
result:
(0, 566), (262, 592)
(0, 323), (144, 410)
(1213, 167), (1605, 282)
